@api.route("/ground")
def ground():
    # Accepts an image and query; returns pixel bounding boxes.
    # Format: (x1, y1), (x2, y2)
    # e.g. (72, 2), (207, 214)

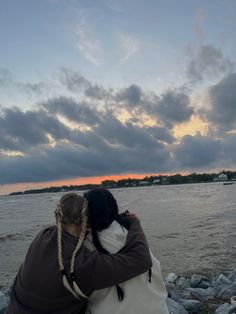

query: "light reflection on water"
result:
(0, 182), (236, 287)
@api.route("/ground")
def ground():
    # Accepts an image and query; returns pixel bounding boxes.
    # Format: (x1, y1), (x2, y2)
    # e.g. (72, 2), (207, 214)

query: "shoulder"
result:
(29, 225), (57, 247)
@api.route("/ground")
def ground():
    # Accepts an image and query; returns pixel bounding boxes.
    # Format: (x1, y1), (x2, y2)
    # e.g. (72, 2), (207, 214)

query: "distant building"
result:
(153, 179), (161, 185)
(216, 173), (228, 181)
(161, 177), (169, 184)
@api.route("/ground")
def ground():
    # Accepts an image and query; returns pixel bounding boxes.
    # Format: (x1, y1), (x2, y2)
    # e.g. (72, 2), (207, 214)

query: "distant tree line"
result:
(8, 170), (236, 196)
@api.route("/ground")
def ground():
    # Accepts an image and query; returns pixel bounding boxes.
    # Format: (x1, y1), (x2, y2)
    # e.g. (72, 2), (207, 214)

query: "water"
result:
(1, 183), (236, 288)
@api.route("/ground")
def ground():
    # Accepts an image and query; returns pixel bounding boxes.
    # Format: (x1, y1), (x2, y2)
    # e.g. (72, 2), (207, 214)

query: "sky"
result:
(0, 0), (236, 194)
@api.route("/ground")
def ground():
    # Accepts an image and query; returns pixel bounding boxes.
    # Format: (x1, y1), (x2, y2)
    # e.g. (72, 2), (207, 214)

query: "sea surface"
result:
(0, 182), (236, 288)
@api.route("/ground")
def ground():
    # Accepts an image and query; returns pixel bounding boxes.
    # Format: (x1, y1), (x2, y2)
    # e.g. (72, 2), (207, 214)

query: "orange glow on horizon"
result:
(1, 172), (178, 195)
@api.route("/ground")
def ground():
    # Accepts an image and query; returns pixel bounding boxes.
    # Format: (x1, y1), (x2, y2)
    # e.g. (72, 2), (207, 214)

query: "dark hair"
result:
(84, 188), (125, 301)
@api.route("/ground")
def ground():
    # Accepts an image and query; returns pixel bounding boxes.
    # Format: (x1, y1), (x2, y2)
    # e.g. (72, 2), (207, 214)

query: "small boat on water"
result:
(223, 182), (234, 185)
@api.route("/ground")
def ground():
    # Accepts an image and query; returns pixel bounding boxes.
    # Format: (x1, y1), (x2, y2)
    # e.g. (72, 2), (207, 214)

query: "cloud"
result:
(60, 68), (109, 99)
(200, 72), (236, 132)
(120, 34), (140, 64)
(1, 69), (236, 185)
(173, 134), (222, 168)
(75, 20), (102, 66)
(0, 67), (47, 95)
(186, 44), (234, 83)
(115, 84), (142, 106)
(149, 89), (194, 127)
(0, 68), (12, 87)
(114, 85), (193, 127)
(0, 138), (171, 185)
(0, 107), (69, 151)
(41, 96), (101, 125)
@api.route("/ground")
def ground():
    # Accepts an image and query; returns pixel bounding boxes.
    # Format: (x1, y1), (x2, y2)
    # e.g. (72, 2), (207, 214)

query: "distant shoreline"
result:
(7, 170), (236, 196)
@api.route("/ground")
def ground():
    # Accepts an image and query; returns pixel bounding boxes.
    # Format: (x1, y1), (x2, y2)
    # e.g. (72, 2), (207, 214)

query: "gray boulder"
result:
(216, 303), (236, 314)
(176, 277), (191, 290)
(179, 299), (203, 313)
(190, 274), (209, 288)
(0, 291), (7, 314)
(217, 274), (232, 285)
(218, 283), (236, 302)
(166, 297), (188, 314)
(197, 280), (211, 289)
(166, 273), (178, 283)
(228, 269), (236, 282)
(188, 287), (216, 301)
(169, 290), (191, 302)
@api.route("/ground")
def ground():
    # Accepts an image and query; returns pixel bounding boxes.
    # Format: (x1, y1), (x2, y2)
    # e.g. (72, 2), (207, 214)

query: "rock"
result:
(215, 303), (231, 314)
(217, 274), (232, 285)
(166, 273), (177, 283)
(165, 281), (176, 293)
(215, 303), (236, 314)
(169, 290), (191, 302)
(197, 280), (211, 289)
(179, 299), (203, 313)
(188, 287), (216, 301)
(176, 277), (191, 290)
(0, 291), (8, 314)
(166, 297), (188, 314)
(228, 269), (236, 282)
(208, 303), (220, 313)
(228, 306), (236, 314)
(4, 287), (11, 304)
(218, 283), (236, 302)
(190, 274), (209, 288)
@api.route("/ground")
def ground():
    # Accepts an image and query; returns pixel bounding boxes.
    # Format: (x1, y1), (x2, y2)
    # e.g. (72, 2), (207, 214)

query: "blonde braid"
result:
(70, 199), (89, 299)
(56, 202), (64, 272)
(70, 200), (88, 274)
(56, 198), (89, 299)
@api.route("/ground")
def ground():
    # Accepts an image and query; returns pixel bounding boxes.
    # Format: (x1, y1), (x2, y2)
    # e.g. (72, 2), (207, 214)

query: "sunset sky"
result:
(0, 0), (236, 195)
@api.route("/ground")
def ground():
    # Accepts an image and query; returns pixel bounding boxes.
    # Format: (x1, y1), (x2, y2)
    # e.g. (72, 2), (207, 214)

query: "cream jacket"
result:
(85, 221), (169, 314)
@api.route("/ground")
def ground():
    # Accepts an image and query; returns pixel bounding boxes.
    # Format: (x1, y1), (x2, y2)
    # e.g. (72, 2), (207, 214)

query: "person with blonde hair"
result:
(84, 188), (169, 314)
(6, 192), (152, 314)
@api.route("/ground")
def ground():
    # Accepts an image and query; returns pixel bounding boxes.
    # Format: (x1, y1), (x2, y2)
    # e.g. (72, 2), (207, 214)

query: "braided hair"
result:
(55, 193), (89, 299)
(84, 188), (127, 301)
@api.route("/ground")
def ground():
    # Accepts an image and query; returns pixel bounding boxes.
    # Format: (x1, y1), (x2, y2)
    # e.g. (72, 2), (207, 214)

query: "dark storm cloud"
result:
(115, 84), (142, 107)
(2, 68), (236, 186)
(60, 68), (109, 99)
(0, 141), (172, 184)
(41, 96), (101, 125)
(0, 107), (70, 151)
(146, 126), (174, 144)
(150, 90), (193, 127)
(114, 85), (193, 128)
(223, 134), (236, 164)
(201, 72), (236, 131)
(59, 69), (194, 129)
(95, 114), (162, 148)
(173, 134), (222, 168)
(186, 44), (234, 82)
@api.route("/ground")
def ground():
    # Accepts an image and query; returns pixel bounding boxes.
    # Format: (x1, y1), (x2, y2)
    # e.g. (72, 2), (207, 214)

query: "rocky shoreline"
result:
(165, 269), (236, 313)
(1, 269), (236, 313)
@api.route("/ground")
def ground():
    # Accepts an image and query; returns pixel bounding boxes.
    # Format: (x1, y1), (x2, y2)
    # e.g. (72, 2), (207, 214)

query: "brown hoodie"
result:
(6, 217), (152, 314)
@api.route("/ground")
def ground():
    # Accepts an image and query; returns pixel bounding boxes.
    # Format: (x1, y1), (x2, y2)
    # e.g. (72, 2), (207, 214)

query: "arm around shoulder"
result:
(86, 217), (152, 291)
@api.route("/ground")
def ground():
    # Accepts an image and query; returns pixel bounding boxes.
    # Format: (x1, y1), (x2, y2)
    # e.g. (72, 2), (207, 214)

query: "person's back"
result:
(84, 189), (169, 314)
(6, 193), (152, 314)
